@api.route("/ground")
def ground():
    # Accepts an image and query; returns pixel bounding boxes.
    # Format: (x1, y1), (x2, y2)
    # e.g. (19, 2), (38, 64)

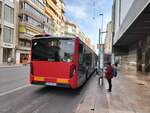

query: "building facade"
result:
(64, 20), (96, 51)
(16, 0), (65, 64)
(44, 0), (65, 36)
(0, 0), (95, 64)
(0, 0), (17, 64)
(112, 0), (150, 73)
(64, 20), (76, 37)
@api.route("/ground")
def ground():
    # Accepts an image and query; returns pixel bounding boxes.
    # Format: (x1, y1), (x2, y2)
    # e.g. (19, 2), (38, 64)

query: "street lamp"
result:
(98, 13), (104, 86)
(99, 14), (103, 44)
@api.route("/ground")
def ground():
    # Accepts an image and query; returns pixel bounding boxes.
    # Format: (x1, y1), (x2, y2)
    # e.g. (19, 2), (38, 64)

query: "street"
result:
(0, 66), (94, 113)
(1, 66), (150, 113)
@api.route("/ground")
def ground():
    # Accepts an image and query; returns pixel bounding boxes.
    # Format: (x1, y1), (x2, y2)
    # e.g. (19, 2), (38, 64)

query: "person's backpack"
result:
(112, 67), (117, 77)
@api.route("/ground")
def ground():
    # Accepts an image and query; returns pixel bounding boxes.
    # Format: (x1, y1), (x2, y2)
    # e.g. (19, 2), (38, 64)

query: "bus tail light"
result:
(70, 65), (76, 78)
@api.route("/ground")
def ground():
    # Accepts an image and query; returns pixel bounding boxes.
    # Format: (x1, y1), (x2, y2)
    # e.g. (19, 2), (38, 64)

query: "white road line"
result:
(0, 84), (31, 97)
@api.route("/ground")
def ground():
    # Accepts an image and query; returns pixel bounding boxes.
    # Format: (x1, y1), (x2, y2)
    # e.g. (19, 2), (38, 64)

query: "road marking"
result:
(0, 84), (31, 97)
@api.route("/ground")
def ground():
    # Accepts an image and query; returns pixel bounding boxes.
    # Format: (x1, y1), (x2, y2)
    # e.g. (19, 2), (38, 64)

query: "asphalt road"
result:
(0, 66), (95, 113)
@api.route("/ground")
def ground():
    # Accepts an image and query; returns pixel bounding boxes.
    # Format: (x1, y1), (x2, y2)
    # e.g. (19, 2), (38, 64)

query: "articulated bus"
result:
(30, 35), (97, 89)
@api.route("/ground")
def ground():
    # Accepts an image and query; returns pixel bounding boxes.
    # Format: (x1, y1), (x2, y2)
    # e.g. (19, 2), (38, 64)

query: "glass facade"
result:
(4, 5), (14, 24)
(3, 26), (14, 43)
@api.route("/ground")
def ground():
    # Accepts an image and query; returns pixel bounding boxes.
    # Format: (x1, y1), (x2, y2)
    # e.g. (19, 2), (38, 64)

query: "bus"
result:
(30, 35), (97, 89)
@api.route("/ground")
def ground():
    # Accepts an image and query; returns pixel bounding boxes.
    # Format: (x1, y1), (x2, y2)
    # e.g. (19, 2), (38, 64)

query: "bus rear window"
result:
(32, 38), (75, 62)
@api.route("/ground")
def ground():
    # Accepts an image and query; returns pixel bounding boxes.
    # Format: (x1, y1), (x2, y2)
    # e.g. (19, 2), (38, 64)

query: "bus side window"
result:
(84, 53), (92, 66)
(79, 43), (83, 64)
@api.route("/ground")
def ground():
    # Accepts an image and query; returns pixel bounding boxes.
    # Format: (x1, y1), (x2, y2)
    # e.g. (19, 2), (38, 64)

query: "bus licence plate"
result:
(45, 82), (57, 86)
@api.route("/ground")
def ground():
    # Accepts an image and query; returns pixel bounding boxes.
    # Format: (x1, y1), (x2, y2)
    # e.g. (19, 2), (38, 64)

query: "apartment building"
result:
(64, 20), (95, 51)
(44, 0), (65, 36)
(112, 0), (150, 72)
(0, 0), (17, 64)
(64, 20), (76, 37)
(16, 0), (52, 64)
(64, 20), (85, 41)
(16, 0), (65, 64)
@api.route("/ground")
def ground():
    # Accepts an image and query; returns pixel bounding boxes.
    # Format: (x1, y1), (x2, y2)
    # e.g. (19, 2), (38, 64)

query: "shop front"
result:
(16, 50), (30, 64)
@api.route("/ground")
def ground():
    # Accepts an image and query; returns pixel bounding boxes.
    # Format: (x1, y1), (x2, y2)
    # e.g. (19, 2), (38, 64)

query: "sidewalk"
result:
(75, 71), (150, 113)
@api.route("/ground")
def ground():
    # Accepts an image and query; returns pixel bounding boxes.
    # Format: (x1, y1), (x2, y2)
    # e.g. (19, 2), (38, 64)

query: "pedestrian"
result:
(105, 62), (113, 92)
(7, 57), (12, 65)
(112, 62), (118, 77)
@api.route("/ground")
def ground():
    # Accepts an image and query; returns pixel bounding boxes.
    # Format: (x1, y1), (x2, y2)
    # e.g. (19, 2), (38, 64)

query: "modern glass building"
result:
(112, 0), (150, 73)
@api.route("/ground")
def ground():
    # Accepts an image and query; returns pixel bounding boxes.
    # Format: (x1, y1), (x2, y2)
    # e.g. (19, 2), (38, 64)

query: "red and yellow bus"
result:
(30, 35), (97, 89)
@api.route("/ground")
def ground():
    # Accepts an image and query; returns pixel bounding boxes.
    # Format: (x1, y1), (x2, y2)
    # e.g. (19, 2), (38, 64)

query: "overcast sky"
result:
(64, 0), (113, 50)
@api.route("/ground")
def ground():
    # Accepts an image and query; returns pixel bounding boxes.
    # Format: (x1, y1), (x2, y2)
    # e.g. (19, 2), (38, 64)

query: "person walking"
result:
(105, 62), (113, 92)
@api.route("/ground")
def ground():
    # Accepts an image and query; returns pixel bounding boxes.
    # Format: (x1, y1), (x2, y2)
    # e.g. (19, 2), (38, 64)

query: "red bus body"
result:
(30, 36), (97, 89)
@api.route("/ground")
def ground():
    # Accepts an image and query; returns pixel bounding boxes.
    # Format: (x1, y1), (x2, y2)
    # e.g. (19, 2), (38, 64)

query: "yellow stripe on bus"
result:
(34, 76), (44, 81)
(57, 79), (69, 84)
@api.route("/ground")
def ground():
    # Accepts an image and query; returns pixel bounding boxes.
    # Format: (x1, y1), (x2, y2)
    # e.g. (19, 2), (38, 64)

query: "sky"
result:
(64, 0), (113, 50)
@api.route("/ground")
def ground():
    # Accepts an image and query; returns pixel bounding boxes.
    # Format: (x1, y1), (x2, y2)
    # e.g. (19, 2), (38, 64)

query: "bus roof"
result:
(32, 35), (76, 40)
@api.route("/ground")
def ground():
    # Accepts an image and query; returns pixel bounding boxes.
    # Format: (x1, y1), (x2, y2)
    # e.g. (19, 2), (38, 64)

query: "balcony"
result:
(17, 45), (31, 51)
(19, 33), (33, 40)
(19, 21), (43, 34)
(45, 0), (59, 14)
(19, 9), (44, 24)
(45, 7), (57, 20)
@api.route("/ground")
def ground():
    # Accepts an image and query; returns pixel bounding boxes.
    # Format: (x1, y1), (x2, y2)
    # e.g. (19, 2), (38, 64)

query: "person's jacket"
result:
(105, 65), (113, 79)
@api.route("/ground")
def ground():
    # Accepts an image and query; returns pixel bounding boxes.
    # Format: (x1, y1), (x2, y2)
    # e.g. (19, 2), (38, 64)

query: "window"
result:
(19, 39), (31, 47)
(83, 53), (92, 66)
(79, 43), (83, 64)
(3, 26), (14, 43)
(32, 38), (75, 62)
(4, 5), (14, 23)
(24, 3), (45, 22)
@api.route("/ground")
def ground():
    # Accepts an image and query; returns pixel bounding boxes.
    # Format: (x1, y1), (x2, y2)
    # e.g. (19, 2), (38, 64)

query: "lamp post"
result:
(98, 13), (104, 85)
(99, 14), (103, 44)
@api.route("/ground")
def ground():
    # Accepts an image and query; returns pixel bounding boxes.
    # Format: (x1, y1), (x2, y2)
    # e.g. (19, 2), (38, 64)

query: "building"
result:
(112, 0), (150, 73)
(64, 20), (95, 51)
(64, 20), (76, 37)
(16, 0), (65, 64)
(0, 0), (94, 64)
(0, 0), (17, 64)
(64, 20), (87, 42)
(85, 37), (91, 47)
(16, 0), (52, 64)
(76, 27), (86, 42)
(104, 21), (113, 54)
(44, 0), (65, 36)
